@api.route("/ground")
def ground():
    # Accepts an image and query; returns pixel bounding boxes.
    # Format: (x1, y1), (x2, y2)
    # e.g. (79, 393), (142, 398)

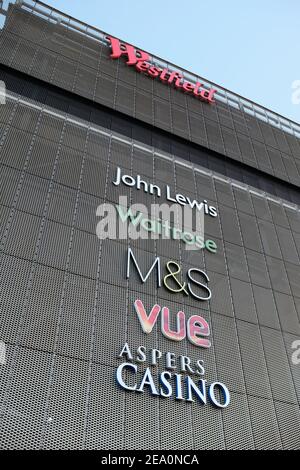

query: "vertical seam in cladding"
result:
(82, 130), (112, 449)
(284, 208), (300, 306)
(0, 97), (20, 151)
(265, 143), (278, 183)
(213, 177), (256, 448)
(232, 182), (283, 449)
(0, 99), (49, 388)
(49, 52), (59, 85)
(92, 39), (103, 102)
(184, 91), (192, 143)
(264, 198), (300, 406)
(74, 125), (95, 449)
(27, 18), (49, 76)
(0, 110), (69, 440)
(194, 174), (226, 450)
(122, 133), (133, 450)
(35, 115), (70, 448)
(132, 58), (137, 121)
(173, 152), (193, 449)
(113, 58), (119, 111)
(49, 16), (73, 88)
(0, 105), (46, 250)
(230, 183), (272, 447)
(0, 103), (25, 251)
(151, 73), (154, 127)
(168, 85), (173, 135)
(71, 36), (84, 94)
(274, 206), (300, 267)
(186, 163), (201, 450)
(152, 134), (160, 450)
(2, 92), (299, 213)
(7, 6), (32, 68)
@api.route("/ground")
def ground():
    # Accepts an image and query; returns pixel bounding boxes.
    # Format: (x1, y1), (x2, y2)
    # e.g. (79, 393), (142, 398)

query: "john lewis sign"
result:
(113, 167), (218, 217)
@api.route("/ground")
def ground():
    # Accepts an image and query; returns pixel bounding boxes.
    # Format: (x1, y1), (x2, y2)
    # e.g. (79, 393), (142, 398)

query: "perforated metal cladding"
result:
(1, 74), (300, 208)
(0, 22), (300, 450)
(0, 346), (52, 449)
(274, 401), (300, 449)
(1, 4), (300, 187)
(248, 396), (282, 449)
(85, 364), (124, 450)
(159, 396), (193, 450)
(222, 392), (254, 449)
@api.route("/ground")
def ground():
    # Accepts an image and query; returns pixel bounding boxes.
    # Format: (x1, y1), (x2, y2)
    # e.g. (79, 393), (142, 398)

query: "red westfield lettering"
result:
(108, 36), (149, 65)
(107, 36), (216, 104)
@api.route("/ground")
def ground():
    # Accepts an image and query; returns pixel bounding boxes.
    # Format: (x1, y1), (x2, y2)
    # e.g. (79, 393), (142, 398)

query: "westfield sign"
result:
(107, 36), (217, 104)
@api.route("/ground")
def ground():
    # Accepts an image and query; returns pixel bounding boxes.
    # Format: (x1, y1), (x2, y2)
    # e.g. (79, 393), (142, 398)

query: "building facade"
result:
(0, 0), (300, 450)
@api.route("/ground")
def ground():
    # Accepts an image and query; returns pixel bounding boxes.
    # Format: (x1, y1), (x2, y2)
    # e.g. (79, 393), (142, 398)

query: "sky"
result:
(14, 0), (300, 123)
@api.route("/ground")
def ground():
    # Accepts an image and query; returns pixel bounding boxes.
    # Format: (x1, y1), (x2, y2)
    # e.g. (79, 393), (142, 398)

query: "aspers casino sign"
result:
(107, 36), (217, 104)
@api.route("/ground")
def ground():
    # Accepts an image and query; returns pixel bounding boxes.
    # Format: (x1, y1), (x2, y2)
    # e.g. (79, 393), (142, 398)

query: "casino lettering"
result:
(116, 343), (230, 408)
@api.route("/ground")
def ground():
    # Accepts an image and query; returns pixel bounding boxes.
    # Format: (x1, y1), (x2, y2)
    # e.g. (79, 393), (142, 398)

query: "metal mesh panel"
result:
(225, 242), (250, 282)
(42, 355), (89, 450)
(0, 4), (299, 188)
(274, 401), (300, 450)
(211, 313), (246, 394)
(236, 321), (272, 398)
(283, 332), (300, 403)
(0, 253), (32, 343)
(222, 392), (254, 449)
(0, 347), (52, 450)
(230, 278), (257, 323)
(252, 284), (280, 329)
(85, 364), (124, 450)
(19, 264), (65, 351)
(248, 396), (282, 450)
(0, 8), (300, 448)
(260, 327), (297, 403)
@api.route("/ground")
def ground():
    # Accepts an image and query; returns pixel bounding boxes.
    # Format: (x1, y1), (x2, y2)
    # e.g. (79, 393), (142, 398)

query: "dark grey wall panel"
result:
(0, 4), (299, 187)
(248, 396), (282, 449)
(0, 2), (299, 451)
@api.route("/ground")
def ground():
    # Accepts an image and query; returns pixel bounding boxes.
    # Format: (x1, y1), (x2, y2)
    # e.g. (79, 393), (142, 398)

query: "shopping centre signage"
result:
(127, 247), (212, 301)
(96, 166), (219, 252)
(116, 204), (217, 252)
(107, 36), (217, 104)
(113, 167), (218, 217)
(133, 298), (210, 347)
(99, 166), (230, 408)
(115, 247), (231, 408)
(116, 343), (230, 408)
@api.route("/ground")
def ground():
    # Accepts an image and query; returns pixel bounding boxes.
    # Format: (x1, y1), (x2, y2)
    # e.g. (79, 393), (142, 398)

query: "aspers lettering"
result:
(107, 36), (216, 104)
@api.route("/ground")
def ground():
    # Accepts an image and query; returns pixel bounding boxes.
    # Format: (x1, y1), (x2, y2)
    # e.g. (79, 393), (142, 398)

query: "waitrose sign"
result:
(100, 166), (231, 408)
(95, 167), (219, 252)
